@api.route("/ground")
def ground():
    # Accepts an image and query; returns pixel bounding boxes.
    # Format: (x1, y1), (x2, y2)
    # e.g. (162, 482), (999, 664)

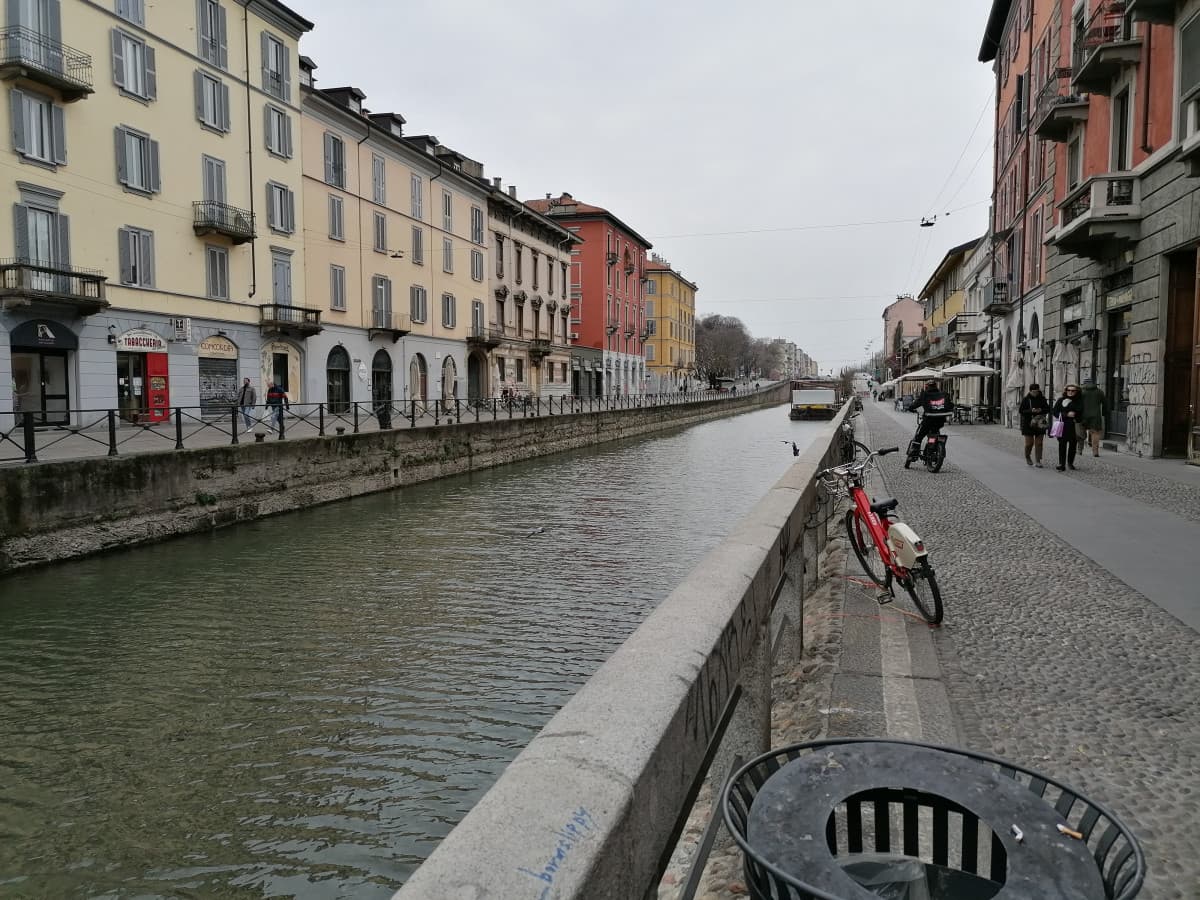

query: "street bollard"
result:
(230, 406), (239, 445)
(22, 411), (37, 463)
(319, 403), (325, 436)
(278, 409), (285, 440)
(353, 404), (360, 434)
(109, 410), (119, 455)
(174, 408), (184, 450)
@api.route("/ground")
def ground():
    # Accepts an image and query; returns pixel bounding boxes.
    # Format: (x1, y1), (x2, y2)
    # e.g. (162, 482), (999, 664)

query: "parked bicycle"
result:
(818, 446), (944, 625)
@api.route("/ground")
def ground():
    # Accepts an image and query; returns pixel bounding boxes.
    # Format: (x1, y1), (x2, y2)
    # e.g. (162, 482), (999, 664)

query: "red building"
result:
(527, 193), (652, 396)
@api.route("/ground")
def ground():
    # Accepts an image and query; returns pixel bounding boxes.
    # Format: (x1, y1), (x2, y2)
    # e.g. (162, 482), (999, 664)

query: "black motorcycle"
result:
(905, 417), (948, 473)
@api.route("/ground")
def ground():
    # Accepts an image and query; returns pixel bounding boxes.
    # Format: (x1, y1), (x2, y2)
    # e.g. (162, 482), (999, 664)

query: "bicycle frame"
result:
(848, 481), (896, 572)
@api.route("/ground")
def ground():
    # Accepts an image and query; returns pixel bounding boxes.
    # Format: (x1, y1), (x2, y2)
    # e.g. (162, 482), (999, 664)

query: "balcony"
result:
(259, 303), (323, 337)
(369, 309), (411, 343)
(529, 338), (552, 362)
(1072, 2), (1141, 96)
(623, 328), (635, 339)
(0, 27), (93, 101)
(192, 201), (255, 245)
(0, 259), (107, 315)
(466, 325), (503, 348)
(1126, 0), (1175, 24)
(605, 319), (619, 335)
(1051, 173), (1141, 259)
(1032, 68), (1089, 142)
(982, 282), (1013, 317)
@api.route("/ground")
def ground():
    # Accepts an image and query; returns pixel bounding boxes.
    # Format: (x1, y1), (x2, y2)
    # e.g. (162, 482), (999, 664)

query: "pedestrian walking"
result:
(1018, 383), (1051, 467)
(265, 380), (289, 429)
(1051, 384), (1082, 471)
(236, 377), (257, 432)
(1080, 378), (1106, 457)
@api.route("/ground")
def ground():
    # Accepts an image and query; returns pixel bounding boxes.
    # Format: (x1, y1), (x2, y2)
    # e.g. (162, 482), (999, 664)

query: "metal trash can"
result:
(722, 738), (1145, 900)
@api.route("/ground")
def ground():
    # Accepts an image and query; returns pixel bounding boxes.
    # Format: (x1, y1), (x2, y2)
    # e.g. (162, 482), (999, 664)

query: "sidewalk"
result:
(679, 403), (1199, 900)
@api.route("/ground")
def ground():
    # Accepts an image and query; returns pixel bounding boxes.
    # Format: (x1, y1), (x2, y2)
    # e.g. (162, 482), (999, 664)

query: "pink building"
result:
(882, 296), (924, 374)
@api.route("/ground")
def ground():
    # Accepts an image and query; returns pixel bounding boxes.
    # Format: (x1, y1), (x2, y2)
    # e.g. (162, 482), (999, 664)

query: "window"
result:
(330, 264), (346, 310)
(205, 244), (228, 298)
(562, 263), (568, 296)
(271, 250), (292, 304)
(515, 243), (523, 283)
(372, 154), (386, 205)
(547, 258), (554, 295)
(194, 70), (231, 131)
(646, 343), (655, 361)
(442, 293), (457, 328)
(470, 206), (484, 244)
(117, 227), (154, 287)
(202, 155), (225, 203)
(472, 299), (484, 331)
(266, 182), (295, 233)
(471, 249), (483, 282)
(1067, 135), (1082, 189)
(329, 195), (344, 240)
(515, 359), (524, 384)
(114, 126), (161, 193)
(111, 29), (156, 100)
(116, 0), (144, 26)
(1112, 88), (1131, 171)
(442, 189), (453, 231)
(495, 234), (505, 277)
(261, 32), (290, 101)
(442, 237), (453, 273)
(10, 89), (66, 166)
(196, 0), (228, 68)
(373, 212), (387, 253)
(264, 105), (293, 158)
(410, 173), (423, 219)
(410, 285), (427, 323)
(323, 132), (345, 188)
(13, 196), (70, 272)
(531, 250), (539, 290)
(372, 275), (393, 325)
(1180, 13), (1200, 139)
(646, 279), (657, 295)
(411, 226), (424, 264)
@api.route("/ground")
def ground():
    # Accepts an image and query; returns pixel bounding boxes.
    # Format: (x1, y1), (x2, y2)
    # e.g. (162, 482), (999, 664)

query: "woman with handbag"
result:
(1051, 384), (1083, 471)
(1018, 383), (1051, 467)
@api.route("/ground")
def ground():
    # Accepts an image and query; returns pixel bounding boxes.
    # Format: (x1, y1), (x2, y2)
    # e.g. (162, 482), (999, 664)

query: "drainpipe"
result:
(241, 2), (256, 300)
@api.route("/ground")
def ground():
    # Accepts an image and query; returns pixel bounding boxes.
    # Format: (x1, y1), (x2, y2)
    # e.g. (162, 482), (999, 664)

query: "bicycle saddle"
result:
(870, 497), (899, 515)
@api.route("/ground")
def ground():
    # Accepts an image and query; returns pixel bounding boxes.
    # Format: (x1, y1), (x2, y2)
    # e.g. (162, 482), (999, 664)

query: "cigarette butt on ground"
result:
(1011, 824), (1024, 843)
(1056, 824), (1084, 840)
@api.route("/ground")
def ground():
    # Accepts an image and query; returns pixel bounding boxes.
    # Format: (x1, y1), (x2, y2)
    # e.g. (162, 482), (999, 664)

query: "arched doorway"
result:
(409, 353), (428, 401)
(371, 349), (392, 411)
(326, 346), (351, 414)
(467, 351), (486, 400)
(10, 318), (76, 426)
(441, 356), (458, 401)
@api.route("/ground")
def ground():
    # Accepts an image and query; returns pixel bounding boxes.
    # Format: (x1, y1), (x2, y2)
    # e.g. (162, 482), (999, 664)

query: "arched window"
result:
(1029, 313), (1040, 341)
(372, 349), (393, 410)
(409, 353), (428, 401)
(326, 346), (351, 414)
(442, 356), (458, 400)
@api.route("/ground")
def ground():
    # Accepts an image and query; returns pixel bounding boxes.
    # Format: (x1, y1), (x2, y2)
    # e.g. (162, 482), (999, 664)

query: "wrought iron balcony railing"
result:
(259, 303), (322, 335)
(0, 27), (93, 100)
(1033, 67), (1088, 142)
(192, 201), (256, 244)
(0, 258), (107, 313)
(466, 326), (503, 347)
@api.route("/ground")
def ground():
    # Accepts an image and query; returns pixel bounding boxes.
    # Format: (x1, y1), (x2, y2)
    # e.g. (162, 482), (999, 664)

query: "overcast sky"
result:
(297, 0), (995, 374)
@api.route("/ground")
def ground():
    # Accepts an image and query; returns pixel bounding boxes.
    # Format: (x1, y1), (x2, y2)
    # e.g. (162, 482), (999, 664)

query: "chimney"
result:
(508, 185), (517, 199)
(492, 176), (502, 189)
(545, 193), (551, 200)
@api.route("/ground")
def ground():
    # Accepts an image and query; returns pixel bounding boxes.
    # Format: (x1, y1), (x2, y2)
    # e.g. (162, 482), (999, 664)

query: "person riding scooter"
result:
(907, 380), (952, 462)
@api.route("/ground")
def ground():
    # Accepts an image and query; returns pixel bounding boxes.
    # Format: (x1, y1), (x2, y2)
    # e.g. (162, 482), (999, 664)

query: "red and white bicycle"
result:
(818, 445), (944, 625)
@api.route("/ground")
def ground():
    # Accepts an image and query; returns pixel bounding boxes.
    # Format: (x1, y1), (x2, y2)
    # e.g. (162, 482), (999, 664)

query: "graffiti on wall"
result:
(1124, 344), (1157, 457)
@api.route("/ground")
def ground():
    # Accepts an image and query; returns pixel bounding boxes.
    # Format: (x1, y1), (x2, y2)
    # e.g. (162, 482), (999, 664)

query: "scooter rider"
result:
(907, 380), (952, 461)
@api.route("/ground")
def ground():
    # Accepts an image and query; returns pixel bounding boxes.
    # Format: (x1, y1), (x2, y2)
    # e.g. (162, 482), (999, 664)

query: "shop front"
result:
(198, 335), (240, 417)
(10, 318), (76, 426)
(261, 339), (303, 403)
(115, 328), (170, 424)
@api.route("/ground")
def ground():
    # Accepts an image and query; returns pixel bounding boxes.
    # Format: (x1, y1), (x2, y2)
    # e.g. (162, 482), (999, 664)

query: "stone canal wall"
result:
(0, 385), (788, 572)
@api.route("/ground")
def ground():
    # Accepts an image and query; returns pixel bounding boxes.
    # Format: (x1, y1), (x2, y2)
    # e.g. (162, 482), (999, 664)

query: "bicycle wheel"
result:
(898, 558), (943, 625)
(845, 508), (887, 587)
(925, 441), (946, 473)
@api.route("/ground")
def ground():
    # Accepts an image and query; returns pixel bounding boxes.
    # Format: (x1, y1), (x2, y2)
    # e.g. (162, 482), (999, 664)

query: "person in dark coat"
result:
(1080, 378), (1107, 457)
(1052, 384), (1082, 471)
(1018, 383), (1051, 467)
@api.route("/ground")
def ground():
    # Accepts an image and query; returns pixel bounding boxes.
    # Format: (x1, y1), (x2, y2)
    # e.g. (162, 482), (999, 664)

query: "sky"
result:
(295, 0), (996, 375)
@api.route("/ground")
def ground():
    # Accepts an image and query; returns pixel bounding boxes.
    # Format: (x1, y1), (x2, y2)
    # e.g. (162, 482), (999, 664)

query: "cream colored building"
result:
(1, 0), (311, 426)
(299, 64), (491, 410)
(484, 183), (576, 399)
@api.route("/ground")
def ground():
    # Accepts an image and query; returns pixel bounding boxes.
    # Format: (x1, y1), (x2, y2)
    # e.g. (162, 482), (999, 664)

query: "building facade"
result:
(3, 0), (312, 427)
(485, 182), (576, 399)
(918, 237), (985, 372)
(527, 193), (651, 396)
(881, 295), (925, 378)
(643, 254), (696, 393)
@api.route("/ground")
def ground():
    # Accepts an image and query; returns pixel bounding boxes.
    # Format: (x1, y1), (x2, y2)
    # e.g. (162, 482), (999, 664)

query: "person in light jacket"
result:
(236, 378), (257, 432)
(1052, 384), (1082, 471)
(1018, 383), (1051, 467)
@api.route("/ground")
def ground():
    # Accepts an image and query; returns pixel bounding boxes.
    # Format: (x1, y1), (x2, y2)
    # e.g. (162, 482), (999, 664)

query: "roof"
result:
(245, 0), (314, 36)
(526, 194), (653, 250)
(644, 258), (697, 291)
(918, 236), (986, 300)
(979, 0), (1014, 62)
(489, 189), (581, 245)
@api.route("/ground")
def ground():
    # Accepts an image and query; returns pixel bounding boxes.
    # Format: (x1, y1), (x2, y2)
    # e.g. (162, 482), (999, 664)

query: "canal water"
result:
(0, 404), (824, 899)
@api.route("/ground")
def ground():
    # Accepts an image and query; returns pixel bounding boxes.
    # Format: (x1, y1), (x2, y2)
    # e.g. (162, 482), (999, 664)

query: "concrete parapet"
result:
(392, 403), (853, 900)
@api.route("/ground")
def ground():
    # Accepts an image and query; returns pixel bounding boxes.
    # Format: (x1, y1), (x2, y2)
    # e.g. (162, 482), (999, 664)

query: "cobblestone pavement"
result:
(862, 404), (1200, 899)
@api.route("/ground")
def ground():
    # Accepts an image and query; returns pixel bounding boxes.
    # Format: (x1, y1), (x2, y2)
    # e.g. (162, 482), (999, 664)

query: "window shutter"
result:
(265, 183), (275, 228)
(263, 105), (275, 153)
(118, 228), (133, 283)
(51, 104), (66, 164)
(55, 213), (69, 266)
(194, 70), (205, 121)
(111, 29), (126, 89)
(47, 0), (61, 42)
(323, 133), (333, 183)
(140, 231), (155, 286)
(220, 82), (231, 131)
(217, 4), (229, 68)
(13, 204), (29, 261)
(283, 113), (293, 158)
(144, 45), (157, 99)
(260, 32), (270, 87)
(372, 276), (382, 315)
(10, 89), (25, 155)
(285, 188), (295, 233)
(196, 0), (212, 59)
(114, 127), (128, 185)
(281, 45), (291, 101)
(385, 278), (392, 313)
(148, 138), (161, 192)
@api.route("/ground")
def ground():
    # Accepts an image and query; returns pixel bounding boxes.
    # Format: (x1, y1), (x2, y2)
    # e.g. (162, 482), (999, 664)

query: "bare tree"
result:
(695, 314), (751, 387)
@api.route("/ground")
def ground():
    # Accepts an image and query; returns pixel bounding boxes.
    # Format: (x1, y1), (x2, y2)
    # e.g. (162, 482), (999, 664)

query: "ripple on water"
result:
(0, 406), (825, 897)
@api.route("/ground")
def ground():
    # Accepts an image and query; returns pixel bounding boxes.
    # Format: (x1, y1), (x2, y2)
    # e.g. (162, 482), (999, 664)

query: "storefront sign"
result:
(116, 329), (168, 352)
(1106, 288), (1133, 311)
(10, 318), (78, 350)
(198, 335), (238, 359)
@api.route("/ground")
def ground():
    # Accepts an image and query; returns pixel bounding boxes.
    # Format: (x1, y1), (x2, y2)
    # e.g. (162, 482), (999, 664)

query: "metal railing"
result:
(192, 201), (255, 242)
(1035, 66), (1084, 121)
(0, 26), (93, 92)
(371, 309), (411, 332)
(1074, 1), (1132, 71)
(0, 384), (782, 466)
(0, 258), (107, 305)
(259, 303), (322, 329)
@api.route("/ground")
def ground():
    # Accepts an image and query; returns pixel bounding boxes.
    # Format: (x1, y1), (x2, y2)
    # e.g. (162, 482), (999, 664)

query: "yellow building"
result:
(2, 0), (312, 425)
(643, 255), (696, 392)
(298, 68), (491, 410)
(917, 236), (983, 370)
